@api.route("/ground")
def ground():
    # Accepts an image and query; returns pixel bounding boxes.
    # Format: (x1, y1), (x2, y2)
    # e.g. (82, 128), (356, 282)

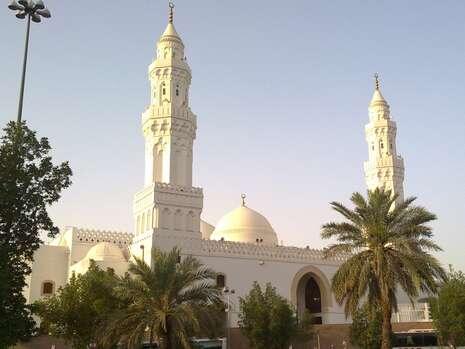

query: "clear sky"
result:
(1, 1), (464, 270)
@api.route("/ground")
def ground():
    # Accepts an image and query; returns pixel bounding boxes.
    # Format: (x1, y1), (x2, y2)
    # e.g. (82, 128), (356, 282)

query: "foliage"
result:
(100, 247), (222, 349)
(429, 268), (465, 348)
(350, 303), (382, 349)
(321, 188), (446, 349)
(0, 121), (72, 347)
(33, 261), (121, 349)
(238, 282), (313, 349)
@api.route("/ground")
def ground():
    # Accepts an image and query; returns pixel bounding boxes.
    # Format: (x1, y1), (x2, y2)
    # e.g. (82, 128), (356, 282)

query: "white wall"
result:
(192, 254), (348, 326)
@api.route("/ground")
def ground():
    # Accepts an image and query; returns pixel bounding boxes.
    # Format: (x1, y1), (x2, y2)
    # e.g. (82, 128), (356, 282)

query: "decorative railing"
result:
(392, 303), (431, 323)
(134, 183), (203, 202)
(201, 239), (346, 264)
(364, 156), (404, 170)
(73, 228), (133, 247)
(142, 105), (196, 123)
(154, 182), (203, 195)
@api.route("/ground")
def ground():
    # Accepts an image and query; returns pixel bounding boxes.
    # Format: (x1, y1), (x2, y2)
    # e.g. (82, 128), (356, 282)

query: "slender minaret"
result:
(364, 74), (405, 203)
(131, 3), (203, 264)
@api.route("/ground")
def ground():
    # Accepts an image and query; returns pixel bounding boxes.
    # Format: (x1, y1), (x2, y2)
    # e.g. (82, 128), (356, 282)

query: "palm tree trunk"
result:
(166, 322), (172, 349)
(149, 326), (154, 345)
(159, 335), (169, 349)
(381, 302), (392, 349)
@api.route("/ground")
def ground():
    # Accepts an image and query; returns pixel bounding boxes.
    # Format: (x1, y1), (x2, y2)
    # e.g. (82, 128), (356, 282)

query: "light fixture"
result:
(7, 0), (52, 123)
(8, 1), (24, 11)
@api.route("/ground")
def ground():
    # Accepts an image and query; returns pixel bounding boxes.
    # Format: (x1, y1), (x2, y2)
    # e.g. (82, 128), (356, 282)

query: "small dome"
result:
(86, 242), (126, 262)
(210, 204), (278, 246)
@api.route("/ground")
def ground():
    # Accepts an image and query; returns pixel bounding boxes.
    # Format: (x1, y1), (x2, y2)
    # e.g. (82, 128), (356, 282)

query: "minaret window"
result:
(176, 85), (179, 96)
(216, 274), (226, 288)
(162, 83), (166, 96)
(42, 281), (55, 296)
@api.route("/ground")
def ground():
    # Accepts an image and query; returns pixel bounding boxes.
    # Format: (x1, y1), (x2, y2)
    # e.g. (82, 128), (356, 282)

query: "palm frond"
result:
(321, 188), (446, 326)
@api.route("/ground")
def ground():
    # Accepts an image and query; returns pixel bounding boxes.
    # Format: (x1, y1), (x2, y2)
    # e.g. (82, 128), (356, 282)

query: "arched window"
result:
(146, 210), (152, 231)
(42, 281), (55, 296)
(162, 83), (166, 96)
(186, 211), (195, 232)
(161, 208), (171, 229)
(141, 212), (146, 233)
(176, 84), (179, 96)
(174, 209), (183, 231)
(216, 274), (226, 288)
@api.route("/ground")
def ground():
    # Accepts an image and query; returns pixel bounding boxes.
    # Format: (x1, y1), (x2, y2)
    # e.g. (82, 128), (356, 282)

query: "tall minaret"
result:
(131, 3), (203, 263)
(364, 74), (405, 202)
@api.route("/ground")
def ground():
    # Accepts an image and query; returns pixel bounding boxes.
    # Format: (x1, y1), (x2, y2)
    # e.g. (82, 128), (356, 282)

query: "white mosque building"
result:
(25, 5), (425, 341)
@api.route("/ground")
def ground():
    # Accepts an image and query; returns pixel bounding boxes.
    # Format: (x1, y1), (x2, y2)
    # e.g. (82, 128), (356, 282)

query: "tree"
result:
(238, 282), (313, 349)
(321, 188), (446, 349)
(429, 268), (465, 348)
(100, 248), (222, 349)
(350, 303), (382, 349)
(33, 261), (121, 349)
(0, 121), (72, 347)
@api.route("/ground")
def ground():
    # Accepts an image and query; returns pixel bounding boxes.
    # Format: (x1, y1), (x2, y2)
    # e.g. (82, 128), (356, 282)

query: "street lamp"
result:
(222, 287), (235, 349)
(8, 0), (51, 123)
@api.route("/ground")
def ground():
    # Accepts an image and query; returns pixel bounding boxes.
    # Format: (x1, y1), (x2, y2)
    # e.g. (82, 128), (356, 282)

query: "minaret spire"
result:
(374, 72), (380, 90)
(168, 2), (174, 23)
(364, 75), (405, 204)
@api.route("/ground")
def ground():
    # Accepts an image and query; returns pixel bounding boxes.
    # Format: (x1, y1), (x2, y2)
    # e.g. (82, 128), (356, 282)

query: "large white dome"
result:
(85, 242), (126, 262)
(210, 205), (278, 246)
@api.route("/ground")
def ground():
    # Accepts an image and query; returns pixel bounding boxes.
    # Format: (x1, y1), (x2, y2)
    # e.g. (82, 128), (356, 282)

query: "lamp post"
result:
(222, 286), (235, 349)
(8, 0), (51, 123)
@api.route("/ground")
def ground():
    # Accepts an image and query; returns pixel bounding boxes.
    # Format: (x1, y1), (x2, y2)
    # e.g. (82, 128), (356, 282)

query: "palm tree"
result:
(100, 247), (223, 349)
(321, 188), (446, 349)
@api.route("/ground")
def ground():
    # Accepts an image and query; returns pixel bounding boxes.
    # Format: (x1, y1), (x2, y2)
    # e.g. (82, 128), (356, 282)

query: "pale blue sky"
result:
(1, 1), (464, 270)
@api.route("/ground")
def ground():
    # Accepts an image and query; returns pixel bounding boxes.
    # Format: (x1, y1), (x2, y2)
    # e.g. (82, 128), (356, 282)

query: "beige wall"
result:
(26, 245), (69, 304)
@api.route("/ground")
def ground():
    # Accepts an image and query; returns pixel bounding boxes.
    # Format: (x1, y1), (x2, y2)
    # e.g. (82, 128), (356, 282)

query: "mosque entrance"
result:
(292, 267), (332, 325)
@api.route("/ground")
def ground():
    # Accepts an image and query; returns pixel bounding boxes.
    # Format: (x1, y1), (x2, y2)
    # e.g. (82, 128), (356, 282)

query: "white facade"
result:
(25, 7), (413, 327)
(24, 227), (133, 305)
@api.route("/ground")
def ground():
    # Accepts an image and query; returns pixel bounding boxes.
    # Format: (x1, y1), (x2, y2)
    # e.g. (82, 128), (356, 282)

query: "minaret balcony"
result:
(142, 105), (196, 123)
(364, 155), (404, 171)
(134, 182), (203, 203)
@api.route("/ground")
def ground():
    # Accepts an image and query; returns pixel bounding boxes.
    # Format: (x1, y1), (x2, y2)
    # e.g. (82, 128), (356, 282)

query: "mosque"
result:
(24, 4), (431, 348)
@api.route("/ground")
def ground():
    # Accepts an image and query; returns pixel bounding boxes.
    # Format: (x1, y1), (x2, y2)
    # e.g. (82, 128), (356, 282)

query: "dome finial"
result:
(241, 193), (247, 207)
(374, 72), (380, 90)
(168, 1), (175, 23)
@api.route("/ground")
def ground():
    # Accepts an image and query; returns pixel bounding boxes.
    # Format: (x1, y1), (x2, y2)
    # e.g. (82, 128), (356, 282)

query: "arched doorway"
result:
(291, 266), (332, 325)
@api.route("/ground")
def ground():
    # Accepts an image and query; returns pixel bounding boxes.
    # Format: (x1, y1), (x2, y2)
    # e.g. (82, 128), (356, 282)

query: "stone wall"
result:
(229, 322), (434, 349)
(15, 322), (434, 349)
